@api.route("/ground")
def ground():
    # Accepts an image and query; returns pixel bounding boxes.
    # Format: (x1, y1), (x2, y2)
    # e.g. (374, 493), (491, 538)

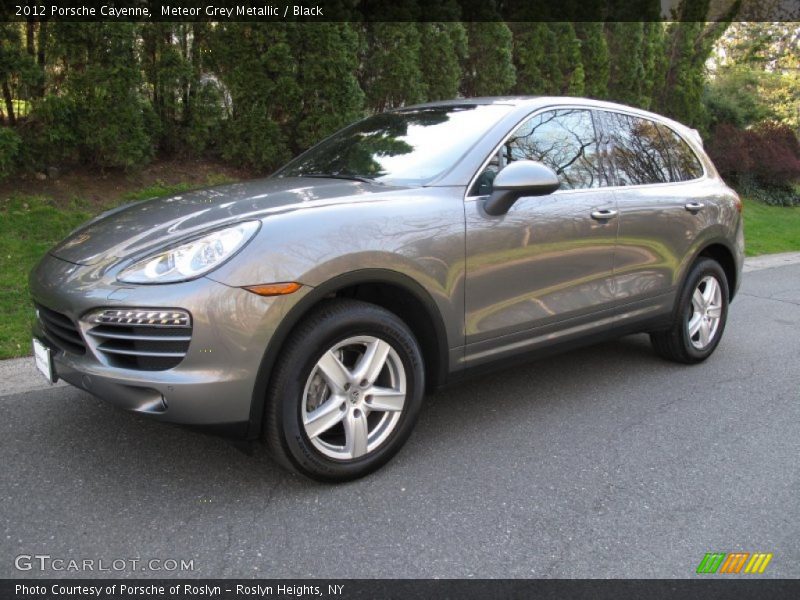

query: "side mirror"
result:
(483, 160), (560, 216)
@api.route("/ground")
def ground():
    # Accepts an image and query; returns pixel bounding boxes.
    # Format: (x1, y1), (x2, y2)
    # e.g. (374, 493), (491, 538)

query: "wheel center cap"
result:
(350, 389), (360, 403)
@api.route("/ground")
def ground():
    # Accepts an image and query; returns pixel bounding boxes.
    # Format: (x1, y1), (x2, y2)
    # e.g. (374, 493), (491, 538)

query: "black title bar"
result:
(4, 579), (800, 600)
(2, 0), (799, 22)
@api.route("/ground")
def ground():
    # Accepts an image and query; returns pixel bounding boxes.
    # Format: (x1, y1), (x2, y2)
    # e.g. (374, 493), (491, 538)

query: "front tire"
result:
(264, 299), (424, 482)
(650, 257), (729, 364)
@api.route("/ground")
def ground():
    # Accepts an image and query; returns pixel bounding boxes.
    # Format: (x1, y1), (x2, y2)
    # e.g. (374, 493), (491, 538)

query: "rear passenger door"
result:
(594, 109), (707, 303)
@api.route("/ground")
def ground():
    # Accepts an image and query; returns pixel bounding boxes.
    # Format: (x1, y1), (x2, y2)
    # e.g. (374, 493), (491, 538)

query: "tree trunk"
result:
(37, 20), (47, 66)
(185, 24), (200, 126)
(181, 25), (190, 124)
(2, 80), (16, 126)
(26, 20), (35, 56)
(36, 19), (47, 97)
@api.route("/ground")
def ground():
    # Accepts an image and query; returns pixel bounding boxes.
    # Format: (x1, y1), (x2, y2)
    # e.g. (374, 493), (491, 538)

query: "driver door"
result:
(464, 108), (619, 362)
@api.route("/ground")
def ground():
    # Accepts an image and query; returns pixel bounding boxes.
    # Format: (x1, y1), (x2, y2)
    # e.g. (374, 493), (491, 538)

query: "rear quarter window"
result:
(597, 110), (704, 186)
(655, 124), (704, 182)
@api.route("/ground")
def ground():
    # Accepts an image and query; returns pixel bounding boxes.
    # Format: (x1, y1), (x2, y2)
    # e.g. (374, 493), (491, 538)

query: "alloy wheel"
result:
(301, 336), (407, 460)
(687, 275), (723, 350)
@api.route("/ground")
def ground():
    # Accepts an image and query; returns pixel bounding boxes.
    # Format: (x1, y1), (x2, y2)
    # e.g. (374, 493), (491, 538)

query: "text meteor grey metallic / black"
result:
(30, 97), (744, 481)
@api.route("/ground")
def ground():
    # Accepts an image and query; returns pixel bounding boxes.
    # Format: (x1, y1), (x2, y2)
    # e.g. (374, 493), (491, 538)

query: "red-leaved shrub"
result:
(707, 121), (800, 190)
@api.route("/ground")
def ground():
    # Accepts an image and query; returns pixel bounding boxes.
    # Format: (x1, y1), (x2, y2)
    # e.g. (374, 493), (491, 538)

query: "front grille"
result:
(35, 303), (86, 355)
(86, 309), (192, 371)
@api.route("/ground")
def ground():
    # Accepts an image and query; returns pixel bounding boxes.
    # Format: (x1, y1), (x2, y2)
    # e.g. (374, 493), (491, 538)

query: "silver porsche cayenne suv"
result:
(30, 97), (744, 481)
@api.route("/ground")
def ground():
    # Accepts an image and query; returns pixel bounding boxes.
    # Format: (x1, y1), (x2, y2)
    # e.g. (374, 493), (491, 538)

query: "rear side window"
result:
(597, 110), (703, 186)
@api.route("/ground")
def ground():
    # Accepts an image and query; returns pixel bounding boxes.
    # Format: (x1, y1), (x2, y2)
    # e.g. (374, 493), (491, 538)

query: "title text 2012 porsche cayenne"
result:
(31, 97), (744, 481)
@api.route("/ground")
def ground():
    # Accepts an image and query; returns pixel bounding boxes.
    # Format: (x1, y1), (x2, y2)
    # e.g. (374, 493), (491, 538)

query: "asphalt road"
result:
(1, 262), (798, 579)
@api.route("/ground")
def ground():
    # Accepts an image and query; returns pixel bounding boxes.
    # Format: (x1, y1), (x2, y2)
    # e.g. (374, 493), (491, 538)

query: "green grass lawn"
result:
(1, 191), (798, 359)
(0, 180), (231, 359)
(0, 196), (92, 358)
(742, 198), (800, 257)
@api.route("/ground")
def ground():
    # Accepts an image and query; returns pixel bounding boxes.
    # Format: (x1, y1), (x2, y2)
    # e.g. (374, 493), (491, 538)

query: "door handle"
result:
(591, 209), (618, 221)
(684, 202), (705, 213)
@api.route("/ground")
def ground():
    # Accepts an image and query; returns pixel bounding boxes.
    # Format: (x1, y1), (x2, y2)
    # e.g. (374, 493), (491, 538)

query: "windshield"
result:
(276, 104), (514, 186)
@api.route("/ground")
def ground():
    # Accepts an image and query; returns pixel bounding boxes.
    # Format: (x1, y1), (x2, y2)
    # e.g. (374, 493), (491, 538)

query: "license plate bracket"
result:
(32, 338), (55, 384)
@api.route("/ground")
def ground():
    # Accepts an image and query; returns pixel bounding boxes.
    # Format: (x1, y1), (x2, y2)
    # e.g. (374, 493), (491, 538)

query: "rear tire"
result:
(650, 257), (729, 364)
(264, 298), (424, 482)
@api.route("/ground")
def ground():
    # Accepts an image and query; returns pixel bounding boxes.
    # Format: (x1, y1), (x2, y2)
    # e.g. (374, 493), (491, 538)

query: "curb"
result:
(742, 251), (800, 273)
(3, 252), (800, 398)
(0, 357), (66, 398)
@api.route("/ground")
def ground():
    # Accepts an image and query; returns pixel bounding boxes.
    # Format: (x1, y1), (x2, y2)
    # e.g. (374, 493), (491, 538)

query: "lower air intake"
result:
(86, 308), (192, 371)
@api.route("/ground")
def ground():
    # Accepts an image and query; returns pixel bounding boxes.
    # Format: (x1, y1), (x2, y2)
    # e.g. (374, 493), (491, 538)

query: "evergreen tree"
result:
(360, 22), (424, 112)
(419, 23), (467, 102)
(461, 22), (516, 97)
(1, 4), (747, 175)
(417, 0), (466, 102)
(30, 23), (153, 169)
(182, 23), (228, 155)
(356, 2), (424, 112)
(652, 0), (740, 128)
(288, 23), (364, 152)
(656, 21), (709, 125)
(513, 23), (584, 96)
(141, 23), (194, 154)
(511, 23), (550, 95)
(550, 23), (585, 95)
(606, 22), (646, 107)
(640, 21), (666, 109)
(576, 22), (609, 99)
(208, 23), (300, 171)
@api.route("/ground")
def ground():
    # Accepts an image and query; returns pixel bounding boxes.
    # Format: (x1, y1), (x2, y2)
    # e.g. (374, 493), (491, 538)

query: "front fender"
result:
(207, 187), (467, 349)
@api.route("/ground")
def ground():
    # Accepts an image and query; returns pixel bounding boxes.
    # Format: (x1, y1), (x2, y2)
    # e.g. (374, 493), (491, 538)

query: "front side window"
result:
(471, 108), (605, 196)
(276, 104), (514, 186)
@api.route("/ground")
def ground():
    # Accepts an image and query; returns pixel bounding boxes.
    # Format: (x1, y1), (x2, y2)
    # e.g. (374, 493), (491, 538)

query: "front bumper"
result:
(30, 253), (305, 431)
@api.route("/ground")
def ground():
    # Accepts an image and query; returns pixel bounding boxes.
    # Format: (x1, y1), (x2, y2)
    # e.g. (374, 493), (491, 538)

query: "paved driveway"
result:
(1, 261), (798, 578)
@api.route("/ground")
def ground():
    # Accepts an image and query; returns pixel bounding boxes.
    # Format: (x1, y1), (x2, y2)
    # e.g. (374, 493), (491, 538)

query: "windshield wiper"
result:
(297, 173), (380, 185)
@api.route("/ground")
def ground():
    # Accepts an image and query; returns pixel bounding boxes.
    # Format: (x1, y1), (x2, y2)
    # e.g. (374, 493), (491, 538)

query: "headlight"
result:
(117, 221), (260, 284)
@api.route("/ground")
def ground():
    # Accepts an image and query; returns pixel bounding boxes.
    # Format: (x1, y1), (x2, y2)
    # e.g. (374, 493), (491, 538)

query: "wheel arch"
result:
(677, 238), (739, 303)
(246, 269), (450, 439)
(696, 242), (738, 301)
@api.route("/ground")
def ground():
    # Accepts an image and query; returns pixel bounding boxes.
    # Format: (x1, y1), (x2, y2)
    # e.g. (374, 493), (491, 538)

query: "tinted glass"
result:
(656, 124), (704, 181)
(276, 104), (513, 186)
(600, 111), (671, 185)
(598, 111), (703, 185)
(472, 109), (604, 195)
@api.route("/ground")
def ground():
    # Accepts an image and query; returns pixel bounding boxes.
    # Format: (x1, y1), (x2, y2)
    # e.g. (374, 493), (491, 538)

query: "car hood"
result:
(49, 177), (395, 266)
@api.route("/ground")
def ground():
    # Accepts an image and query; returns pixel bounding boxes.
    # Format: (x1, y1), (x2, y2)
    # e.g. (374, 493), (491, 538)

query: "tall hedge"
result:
(207, 23), (300, 171)
(287, 23), (364, 153)
(27, 23), (154, 169)
(576, 22), (609, 99)
(460, 22), (516, 96)
(419, 23), (467, 102)
(511, 23), (550, 95)
(360, 21), (425, 112)
(0, 1), (751, 177)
